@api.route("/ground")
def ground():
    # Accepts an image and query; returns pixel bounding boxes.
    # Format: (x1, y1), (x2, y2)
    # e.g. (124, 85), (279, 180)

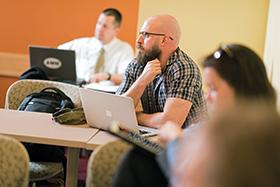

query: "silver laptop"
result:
(79, 88), (158, 135)
(29, 46), (78, 84)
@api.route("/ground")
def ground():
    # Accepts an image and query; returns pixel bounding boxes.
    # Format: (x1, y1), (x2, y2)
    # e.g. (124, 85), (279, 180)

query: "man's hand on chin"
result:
(139, 59), (161, 85)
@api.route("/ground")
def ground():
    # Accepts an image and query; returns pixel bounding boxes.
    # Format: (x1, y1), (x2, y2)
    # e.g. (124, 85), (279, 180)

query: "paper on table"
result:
(83, 82), (119, 93)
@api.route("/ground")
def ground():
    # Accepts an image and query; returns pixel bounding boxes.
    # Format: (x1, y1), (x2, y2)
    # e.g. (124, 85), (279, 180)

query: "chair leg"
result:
(29, 182), (36, 187)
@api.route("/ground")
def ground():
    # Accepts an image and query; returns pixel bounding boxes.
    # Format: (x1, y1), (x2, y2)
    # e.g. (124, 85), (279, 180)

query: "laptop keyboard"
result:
(108, 122), (163, 155)
(126, 131), (163, 155)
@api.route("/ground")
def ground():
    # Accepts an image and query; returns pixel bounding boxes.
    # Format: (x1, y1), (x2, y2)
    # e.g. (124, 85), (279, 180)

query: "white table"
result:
(86, 130), (118, 150)
(0, 109), (98, 187)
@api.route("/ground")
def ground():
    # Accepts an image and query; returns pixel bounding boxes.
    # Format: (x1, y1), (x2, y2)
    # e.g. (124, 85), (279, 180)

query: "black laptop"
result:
(29, 46), (80, 84)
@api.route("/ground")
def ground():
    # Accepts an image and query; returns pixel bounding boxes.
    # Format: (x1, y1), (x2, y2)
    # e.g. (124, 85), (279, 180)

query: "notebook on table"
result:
(79, 88), (158, 136)
(83, 81), (119, 94)
(29, 46), (83, 85)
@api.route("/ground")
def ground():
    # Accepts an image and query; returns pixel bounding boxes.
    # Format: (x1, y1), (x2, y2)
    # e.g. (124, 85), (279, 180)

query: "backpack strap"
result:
(40, 87), (68, 98)
(40, 87), (75, 109)
(19, 66), (49, 80)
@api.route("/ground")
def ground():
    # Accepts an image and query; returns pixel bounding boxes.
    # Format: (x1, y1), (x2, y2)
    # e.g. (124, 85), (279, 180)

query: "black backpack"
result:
(18, 87), (75, 175)
(19, 66), (49, 80)
(18, 87), (74, 113)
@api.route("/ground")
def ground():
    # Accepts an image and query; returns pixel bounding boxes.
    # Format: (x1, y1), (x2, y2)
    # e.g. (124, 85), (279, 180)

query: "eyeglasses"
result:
(139, 31), (174, 40)
(213, 44), (235, 60)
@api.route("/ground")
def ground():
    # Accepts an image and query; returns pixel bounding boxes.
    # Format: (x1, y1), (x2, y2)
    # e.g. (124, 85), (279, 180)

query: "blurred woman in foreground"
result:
(175, 103), (280, 187)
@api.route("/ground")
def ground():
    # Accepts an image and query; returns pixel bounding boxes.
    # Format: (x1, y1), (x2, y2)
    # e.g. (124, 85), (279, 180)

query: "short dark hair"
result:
(102, 8), (122, 27)
(203, 44), (276, 106)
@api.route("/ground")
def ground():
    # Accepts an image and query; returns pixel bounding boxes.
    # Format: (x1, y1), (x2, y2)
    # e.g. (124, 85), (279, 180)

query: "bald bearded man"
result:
(112, 15), (206, 187)
(117, 15), (206, 128)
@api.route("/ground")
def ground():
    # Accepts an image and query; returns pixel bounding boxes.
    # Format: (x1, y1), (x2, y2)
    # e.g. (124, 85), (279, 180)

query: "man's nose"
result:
(136, 34), (143, 43)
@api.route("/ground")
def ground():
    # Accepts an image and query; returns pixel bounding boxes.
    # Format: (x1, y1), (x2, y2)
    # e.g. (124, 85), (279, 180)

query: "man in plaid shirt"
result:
(117, 15), (206, 128)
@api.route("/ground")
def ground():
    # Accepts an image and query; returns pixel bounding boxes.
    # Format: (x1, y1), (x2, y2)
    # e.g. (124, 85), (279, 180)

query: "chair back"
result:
(5, 79), (81, 110)
(86, 140), (131, 187)
(0, 135), (29, 187)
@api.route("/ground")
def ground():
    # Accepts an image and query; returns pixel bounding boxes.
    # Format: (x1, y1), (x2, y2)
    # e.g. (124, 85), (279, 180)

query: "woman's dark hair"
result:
(203, 44), (276, 105)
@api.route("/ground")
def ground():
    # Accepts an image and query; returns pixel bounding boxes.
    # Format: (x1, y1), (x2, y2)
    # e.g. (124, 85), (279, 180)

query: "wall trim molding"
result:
(0, 52), (29, 77)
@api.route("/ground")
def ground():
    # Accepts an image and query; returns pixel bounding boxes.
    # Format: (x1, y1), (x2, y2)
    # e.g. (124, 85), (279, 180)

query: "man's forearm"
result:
(123, 59), (161, 107)
(123, 78), (148, 107)
(137, 112), (183, 129)
(110, 74), (123, 85)
(137, 112), (164, 128)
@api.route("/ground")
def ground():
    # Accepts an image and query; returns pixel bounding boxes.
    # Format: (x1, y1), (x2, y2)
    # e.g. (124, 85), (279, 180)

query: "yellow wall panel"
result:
(138, 0), (269, 63)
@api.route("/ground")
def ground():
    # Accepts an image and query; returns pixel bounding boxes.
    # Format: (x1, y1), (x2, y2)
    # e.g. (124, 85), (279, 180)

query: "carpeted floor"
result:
(34, 155), (89, 187)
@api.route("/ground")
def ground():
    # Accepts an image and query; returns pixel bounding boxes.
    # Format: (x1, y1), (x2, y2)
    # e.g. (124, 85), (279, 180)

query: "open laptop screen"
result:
(79, 88), (158, 135)
(29, 46), (76, 82)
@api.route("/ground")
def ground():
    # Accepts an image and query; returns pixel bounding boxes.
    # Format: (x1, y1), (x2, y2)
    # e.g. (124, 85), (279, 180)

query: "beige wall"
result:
(138, 0), (269, 64)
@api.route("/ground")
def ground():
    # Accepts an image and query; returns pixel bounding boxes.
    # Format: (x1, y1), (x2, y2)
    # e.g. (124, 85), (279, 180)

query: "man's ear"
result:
(160, 36), (168, 47)
(114, 27), (120, 35)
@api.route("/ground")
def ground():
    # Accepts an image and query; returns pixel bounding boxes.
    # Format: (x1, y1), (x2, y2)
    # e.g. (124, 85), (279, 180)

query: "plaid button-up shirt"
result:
(117, 48), (206, 128)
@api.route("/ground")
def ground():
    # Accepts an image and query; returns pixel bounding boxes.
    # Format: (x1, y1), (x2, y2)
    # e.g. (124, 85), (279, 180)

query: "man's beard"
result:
(136, 45), (161, 66)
